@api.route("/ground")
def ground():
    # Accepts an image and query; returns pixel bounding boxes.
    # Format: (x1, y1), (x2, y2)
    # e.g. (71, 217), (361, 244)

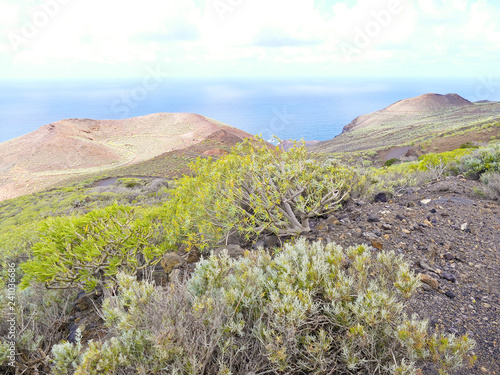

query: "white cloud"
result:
(0, 0), (499, 78)
(1, 0), (202, 63)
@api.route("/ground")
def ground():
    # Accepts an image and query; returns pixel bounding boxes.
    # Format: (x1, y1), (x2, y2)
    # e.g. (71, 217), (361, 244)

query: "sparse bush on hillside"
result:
(0, 285), (73, 374)
(360, 148), (474, 197)
(159, 137), (354, 251)
(20, 204), (164, 290)
(384, 158), (399, 167)
(476, 172), (500, 200)
(116, 177), (143, 189)
(460, 142), (479, 149)
(51, 238), (475, 374)
(456, 145), (500, 179)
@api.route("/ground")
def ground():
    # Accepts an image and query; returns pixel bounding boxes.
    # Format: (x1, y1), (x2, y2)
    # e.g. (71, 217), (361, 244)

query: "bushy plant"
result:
(61, 239), (475, 375)
(384, 158), (399, 167)
(51, 328), (83, 375)
(0, 285), (73, 374)
(456, 145), (500, 179)
(460, 142), (478, 149)
(417, 149), (472, 172)
(49, 273), (170, 375)
(117, 177), (142, 189)
(477, 172), (500, 200)
(20, 203), (164, 290)
(158, 137), (354, 251)
(0, 176), (172, 289)
(363, 148), (474, 197)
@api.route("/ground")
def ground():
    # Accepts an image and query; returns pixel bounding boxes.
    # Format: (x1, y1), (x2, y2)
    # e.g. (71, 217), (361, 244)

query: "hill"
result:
(110, 129), (250, 178)
(0, 113), (252, 201)
(312, 93), (500, 159)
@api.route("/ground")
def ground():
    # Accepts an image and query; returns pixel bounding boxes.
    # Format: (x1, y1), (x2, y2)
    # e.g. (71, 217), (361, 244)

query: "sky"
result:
(0, 0), (499, 80)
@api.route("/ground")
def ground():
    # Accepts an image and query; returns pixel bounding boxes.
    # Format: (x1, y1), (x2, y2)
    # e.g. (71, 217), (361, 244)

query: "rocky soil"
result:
(304, 176), (499, 374)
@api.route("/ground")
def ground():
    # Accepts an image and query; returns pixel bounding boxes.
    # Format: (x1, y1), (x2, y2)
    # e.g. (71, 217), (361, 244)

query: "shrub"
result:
(384, 158), (399, 167)
(20, 203), (164, 290)
(117, 178), (142, 189)
(417, 149), (471, 172)
(456, 145), (500, 179)
(0, 285), (73, 374)
(159, 137), (354, 251)
(51, 329), (83, 375)
(477, 172), (500, 200)
(365, 148), (474, 196)
(56, 239), (475, 375)
(460, 142), (478, 149)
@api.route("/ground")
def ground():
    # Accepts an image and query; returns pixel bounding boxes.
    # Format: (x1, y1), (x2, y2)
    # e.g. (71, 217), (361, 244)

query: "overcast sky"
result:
(0, 0), (499, 80)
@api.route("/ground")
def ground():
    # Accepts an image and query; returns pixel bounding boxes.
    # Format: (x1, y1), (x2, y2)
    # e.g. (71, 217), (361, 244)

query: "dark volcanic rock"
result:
(374, 192), (388, 203)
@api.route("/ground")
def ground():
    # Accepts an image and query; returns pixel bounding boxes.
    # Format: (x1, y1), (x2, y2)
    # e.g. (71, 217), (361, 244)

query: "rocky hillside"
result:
(58, 176), (500, 375)
(312, 94), (500, 158)
(0, 113), (252, 201)
(301, 176), (500, 374)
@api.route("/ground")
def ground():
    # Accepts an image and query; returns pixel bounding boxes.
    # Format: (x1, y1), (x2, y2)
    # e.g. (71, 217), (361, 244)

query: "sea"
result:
(1, 77), (498, 144)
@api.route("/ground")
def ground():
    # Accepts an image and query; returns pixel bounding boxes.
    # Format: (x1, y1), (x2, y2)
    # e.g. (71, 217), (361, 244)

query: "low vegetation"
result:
(51, 239), (475, 375)
(313, 102), (500, 154)
(4, 138), (499, 374)
(0, 176), (170, 288)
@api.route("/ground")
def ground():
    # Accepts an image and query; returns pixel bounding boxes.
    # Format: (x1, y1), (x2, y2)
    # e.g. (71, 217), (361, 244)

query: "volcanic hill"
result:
(0, 113), (252, 201)
(312, 93), (500, 158)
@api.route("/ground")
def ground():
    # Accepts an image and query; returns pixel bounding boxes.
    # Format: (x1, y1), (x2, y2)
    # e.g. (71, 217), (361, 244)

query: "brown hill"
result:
(312, 94), (500, 156)
(0, 113), (252, 201)
(343, 93), (473, 133)
(110, 129), (249, 178)
(278, 140), (320, 151)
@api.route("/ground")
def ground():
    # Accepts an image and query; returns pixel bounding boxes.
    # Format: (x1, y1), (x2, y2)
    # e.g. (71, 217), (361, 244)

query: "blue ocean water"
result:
(0, 77), (496, 144)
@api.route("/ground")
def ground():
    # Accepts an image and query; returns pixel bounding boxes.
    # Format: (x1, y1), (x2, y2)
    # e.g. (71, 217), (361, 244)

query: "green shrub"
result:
(158, 137), (354, 251)
(117, 178), (142, 189)
(51, 329), (83, 375)
(364, 148), (474, 195)
(20, 204), (164, 290)
(460, 142), (478, 149)
(384, 158), (399, 167)
(417, 149), (471, 172)
(55, 239), (475, 375)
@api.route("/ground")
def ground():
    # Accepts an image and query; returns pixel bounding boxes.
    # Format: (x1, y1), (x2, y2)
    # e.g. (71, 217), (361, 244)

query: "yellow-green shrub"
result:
(20, 204), (164, 290)
(159, 137), (354, 250)
(417, 148), (471, 171)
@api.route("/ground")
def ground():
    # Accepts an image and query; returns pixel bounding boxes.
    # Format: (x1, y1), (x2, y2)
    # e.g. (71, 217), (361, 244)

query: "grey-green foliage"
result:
(51, 328), (82, 375)
(0, 285), (73, 374)
(456, 144), (500, 179)
(477, 172), (500, 200)
(57, 238), (475, 375)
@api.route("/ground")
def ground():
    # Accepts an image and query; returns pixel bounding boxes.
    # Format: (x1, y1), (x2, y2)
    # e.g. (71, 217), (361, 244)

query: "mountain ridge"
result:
(342, 93), (473, 133)
(312, 93), (500, 157)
